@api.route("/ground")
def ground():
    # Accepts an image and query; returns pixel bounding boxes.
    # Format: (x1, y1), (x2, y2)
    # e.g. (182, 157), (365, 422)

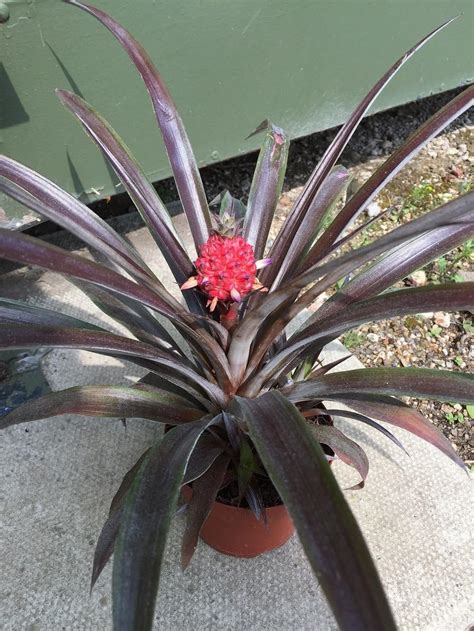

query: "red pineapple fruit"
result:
(181, 234), (270, 312)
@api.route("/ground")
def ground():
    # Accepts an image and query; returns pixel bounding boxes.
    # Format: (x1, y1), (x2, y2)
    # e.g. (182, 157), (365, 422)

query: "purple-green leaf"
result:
(312, 425), (369, 490)
(112, 416), (216, 631)
(0, 233), (229, 383)
(70, 281), (183, 352)
(91, 507), (123, 592)
(183, 433), (226, 485)
(91, 449), (150, 591)
(0, 385), (203, 430)
(0, 297), (102, 330)
(284, 368), (474, 407)
(243, 123), (289, 260)
(0, 323), (226, 406)
(134, 372), (211, 413)
(0, 228), (182, 318)
(230, 191), (474, 384)
(0, 155), (154, 287)
(319, 408), (408, 455)
(269, 166), (351, 288)
(234, 391), (396, 630)
(237, 434), (257, 500)
(328, 394), (464, 469)
(313, 283), (474, 339)
(293, 191), (474, 313)
(181, 452), (230, 569)
(255, 283), (474, 387)
(65, 0), (212, 249)
(55, 91), (200, 296)
(317, 222), (474, 323)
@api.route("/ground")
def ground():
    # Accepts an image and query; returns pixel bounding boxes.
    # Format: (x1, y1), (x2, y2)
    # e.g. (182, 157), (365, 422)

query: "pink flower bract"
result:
(182, 234), (266, 311)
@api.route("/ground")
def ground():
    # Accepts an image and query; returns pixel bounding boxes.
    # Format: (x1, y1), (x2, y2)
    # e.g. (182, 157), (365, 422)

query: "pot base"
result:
(183, 487), (295, 558)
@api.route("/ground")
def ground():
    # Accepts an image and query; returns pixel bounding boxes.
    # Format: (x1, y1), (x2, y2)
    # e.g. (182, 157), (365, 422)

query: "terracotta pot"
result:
(182, 486), (294, 558)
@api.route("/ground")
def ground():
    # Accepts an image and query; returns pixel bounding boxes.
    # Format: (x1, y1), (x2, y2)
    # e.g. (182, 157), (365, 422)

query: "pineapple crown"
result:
(181, 190), (271, 312)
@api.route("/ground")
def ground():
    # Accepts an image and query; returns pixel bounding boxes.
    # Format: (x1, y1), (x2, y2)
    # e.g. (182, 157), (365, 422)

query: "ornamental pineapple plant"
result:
(0, 2), (473, 630)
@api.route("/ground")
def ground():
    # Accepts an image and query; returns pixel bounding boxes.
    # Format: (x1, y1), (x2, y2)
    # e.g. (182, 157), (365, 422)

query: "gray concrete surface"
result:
(0, 216), (473, 630)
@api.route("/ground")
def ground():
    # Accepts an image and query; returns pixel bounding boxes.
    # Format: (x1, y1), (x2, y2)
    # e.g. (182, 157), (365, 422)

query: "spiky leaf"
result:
(234, 391), (396, 631)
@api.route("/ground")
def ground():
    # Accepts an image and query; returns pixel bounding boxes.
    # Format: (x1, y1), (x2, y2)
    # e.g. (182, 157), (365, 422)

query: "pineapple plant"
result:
(0, 2), (473, 630)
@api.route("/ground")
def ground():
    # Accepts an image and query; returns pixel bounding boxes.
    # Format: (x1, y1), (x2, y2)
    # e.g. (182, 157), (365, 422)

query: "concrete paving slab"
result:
(0, 217), (473, 630)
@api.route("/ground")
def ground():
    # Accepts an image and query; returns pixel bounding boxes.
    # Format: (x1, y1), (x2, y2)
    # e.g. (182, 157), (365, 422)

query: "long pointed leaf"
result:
(271, 166), (351, 287)
(0, 232), (228, 380)
(297, 283), (474, 343)
(70, 281), (183, 352)
(230, 191), (474, 382)
(134, 372), (211, 412)
(0, 385), (202, 430)
(316, 408), (408, 455)
(183, 433), (226, 485)
(91, 449), (151, 590)
(252, 283), (474, 388)
(0, 324), (226, 406)
(243, 124), (289, 260)
(0, 156), (155, 287)
(0, 297), (102, 330)
(312, 425), (369, 490)
(307, 85), (474, 262)
(296, 192), (474, 301)
(91, 506), (123, 592)
(0, 228), (182, 318)
(65, 0), (212, 249)
(56, 91), (202, 304)
(284, 368), (474, 406)
(112, 416), (216, 631)
(262, 17), (457, 288)
(181, 452), (230, 569)
(234, 391), (396, 630)
(12, 234), (230, 387)
(315, 219), (474, 322)
(329, 395), (464, 469)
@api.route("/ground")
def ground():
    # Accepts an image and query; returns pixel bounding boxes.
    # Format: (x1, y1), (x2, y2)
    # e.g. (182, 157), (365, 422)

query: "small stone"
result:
(366, 202), (382, 218)
(409, 270), (427, 286)
(434, 312), (451, 328)
(420, 312), (434, 319)
(367, 333), (380, 343)
(457, 270), (474, 283)
(453, 403), (462, 411)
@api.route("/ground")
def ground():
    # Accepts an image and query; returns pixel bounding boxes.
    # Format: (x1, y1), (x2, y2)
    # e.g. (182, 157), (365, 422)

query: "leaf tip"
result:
(180, 550), (192, 571)
(245, 119), (270, 140)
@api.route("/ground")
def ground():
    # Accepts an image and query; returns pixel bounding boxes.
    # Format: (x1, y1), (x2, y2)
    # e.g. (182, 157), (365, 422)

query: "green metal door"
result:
(1, 0), (472, 228)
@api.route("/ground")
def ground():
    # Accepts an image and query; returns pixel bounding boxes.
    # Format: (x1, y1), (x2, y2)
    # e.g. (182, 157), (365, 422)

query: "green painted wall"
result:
(1, 0), (472, 227)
